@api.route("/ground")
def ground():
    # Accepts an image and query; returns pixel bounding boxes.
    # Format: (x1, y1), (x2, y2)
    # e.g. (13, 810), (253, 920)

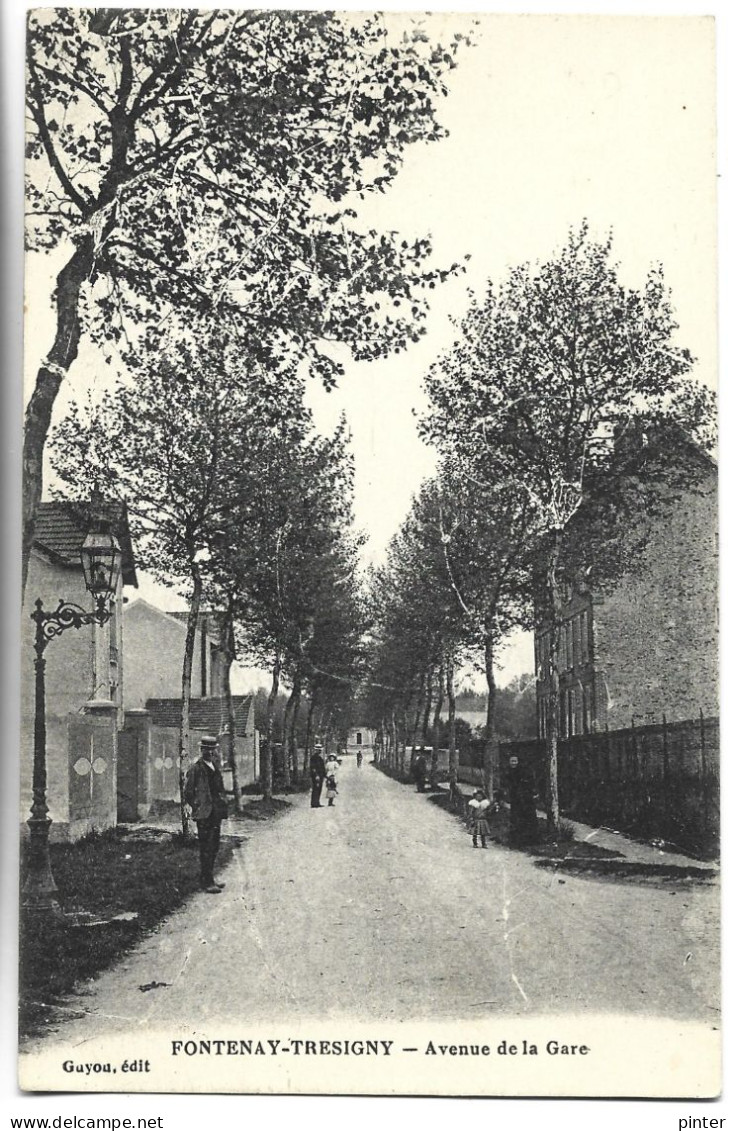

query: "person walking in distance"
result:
(310, 747), (326, 808)
(184, 735), (229, 893)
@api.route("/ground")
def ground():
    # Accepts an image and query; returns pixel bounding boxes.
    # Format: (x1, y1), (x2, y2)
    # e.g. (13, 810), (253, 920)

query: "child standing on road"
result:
(325, 755), (339, 806)
(468, 789), (492, 849)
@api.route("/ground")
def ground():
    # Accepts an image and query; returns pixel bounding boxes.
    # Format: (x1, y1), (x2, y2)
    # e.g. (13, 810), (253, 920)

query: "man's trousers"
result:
(196, 816), (221, 886)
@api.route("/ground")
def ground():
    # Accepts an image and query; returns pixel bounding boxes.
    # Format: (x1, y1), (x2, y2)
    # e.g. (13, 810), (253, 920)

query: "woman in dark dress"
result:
(412, 751), (428, 792)
(507, 755), (539, 846)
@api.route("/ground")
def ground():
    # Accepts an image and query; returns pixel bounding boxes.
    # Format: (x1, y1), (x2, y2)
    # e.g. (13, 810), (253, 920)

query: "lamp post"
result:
(22, 502), (123, 915)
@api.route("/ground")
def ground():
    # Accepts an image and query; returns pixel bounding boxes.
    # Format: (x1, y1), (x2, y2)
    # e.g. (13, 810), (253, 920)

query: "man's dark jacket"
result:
(309, 753), (326, 781)
(184, 758), (228, 821)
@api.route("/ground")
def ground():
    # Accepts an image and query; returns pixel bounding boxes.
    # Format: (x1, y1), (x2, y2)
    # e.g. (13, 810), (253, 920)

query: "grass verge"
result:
(19, 824), (237, 1039)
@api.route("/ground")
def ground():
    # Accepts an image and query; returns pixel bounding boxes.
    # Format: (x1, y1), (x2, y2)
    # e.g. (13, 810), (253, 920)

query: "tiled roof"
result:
(146, 696), (253, 737)
(34, 500), (137, 586)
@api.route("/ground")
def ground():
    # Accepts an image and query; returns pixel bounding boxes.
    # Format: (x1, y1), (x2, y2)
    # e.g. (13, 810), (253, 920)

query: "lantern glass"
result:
(81, 527), (122, 598)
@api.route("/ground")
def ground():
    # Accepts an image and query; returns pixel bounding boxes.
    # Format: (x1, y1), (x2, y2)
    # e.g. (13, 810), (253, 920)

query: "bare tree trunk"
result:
(409, 671), (425, 767)
(22, 238), (95, 599)
(430, 660), (444, 787)
(263, 653), (281, 801)
(376, 719), (384, 765)
(303, 695), (317, 778)
(313, 706), (325, 761)
(288, 674), (302, 781)
(390, 709), (398, 773)
(398, 705), (406, 775)
(222, 599), (242, 813)
(483, 629), (499, 801)
(446, 653), (458, 802)
(323, 710), (334, 758)
(421, 665), (434, 749)
(289, 678), (303, 778)
(178, 561), (202, 839)
(281, 682), (296, 789)
(544, 532), (562, 837)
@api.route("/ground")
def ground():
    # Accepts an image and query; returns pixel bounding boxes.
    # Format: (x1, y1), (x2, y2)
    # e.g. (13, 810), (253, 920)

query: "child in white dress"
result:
(325, 756), (339, 806)
(468, 789), (491, 848)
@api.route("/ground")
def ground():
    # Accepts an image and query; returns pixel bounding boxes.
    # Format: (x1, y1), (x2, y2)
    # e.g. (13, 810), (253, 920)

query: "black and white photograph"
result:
(11, 3), (723, 1101)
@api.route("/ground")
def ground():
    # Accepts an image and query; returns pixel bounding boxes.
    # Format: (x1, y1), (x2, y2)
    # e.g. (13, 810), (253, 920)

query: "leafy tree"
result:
(422, 223), (715, 833)
(363, 484), (466, 783)
(298, 543), (368, 774)
(24, 8), (471, 594)
(363, 469), (531, 797)
(215, 414), (361, 799)
(50, 326), (304, 832)
(431, 463), (533, 797)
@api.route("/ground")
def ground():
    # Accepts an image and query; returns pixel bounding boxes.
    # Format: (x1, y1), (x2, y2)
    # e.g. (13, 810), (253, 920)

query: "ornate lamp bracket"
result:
(32, 595), (112, 657)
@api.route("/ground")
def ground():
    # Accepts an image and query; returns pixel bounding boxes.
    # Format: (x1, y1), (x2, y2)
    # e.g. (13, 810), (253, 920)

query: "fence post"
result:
(662, 712), (669, 828)
(700, 707), (708, 834)
(631, 715), (639, 824)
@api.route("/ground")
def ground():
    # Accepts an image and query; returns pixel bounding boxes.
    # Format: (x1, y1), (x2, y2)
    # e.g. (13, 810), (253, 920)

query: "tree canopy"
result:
(24, 9), (472, 592)
(420, 223), (715, 831)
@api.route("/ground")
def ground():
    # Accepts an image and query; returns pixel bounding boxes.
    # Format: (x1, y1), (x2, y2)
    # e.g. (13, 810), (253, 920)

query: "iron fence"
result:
(501, 713), (719, 857)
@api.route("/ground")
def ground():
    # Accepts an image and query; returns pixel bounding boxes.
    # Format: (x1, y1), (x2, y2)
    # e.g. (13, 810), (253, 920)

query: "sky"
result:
(23, 13), (718, 689)
(307, 13), (718, 684)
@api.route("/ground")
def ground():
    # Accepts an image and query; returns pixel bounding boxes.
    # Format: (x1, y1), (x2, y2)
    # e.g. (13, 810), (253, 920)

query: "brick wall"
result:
(535, 467), (718, 734)
(594, 472), (717, 729)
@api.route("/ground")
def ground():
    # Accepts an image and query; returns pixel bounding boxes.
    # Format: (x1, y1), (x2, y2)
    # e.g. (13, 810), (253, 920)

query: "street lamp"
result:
(22, 498), (123, 915)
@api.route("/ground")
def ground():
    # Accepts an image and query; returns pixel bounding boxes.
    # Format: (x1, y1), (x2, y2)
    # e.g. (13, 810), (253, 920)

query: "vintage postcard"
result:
(17, 8), (719, 1098)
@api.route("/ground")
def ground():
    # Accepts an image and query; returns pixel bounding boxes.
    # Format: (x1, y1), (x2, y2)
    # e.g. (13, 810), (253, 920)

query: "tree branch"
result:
(26, 53), (90, 215)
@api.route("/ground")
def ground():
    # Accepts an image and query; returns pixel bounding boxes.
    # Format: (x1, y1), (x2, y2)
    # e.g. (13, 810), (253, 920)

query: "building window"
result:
(582, 683), (591, 734)
(574, 685), (584, 735)
(557, 627), (565, 672)
(356, 732), (362, 745)
(572, 614), (581, 669)
(580, 609), (589, 664)
(568, 689), (576, 736)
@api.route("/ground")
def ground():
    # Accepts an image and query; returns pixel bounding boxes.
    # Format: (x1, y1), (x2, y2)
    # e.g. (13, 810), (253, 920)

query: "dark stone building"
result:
(535, 454), (717, 735)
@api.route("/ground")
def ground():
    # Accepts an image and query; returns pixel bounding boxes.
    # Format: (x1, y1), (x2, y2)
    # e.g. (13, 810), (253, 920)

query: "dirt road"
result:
(23, 761), (718, 1045)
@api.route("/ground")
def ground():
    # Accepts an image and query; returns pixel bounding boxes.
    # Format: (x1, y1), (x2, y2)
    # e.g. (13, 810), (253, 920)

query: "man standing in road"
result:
(184, 735), (229, 893)
(310, 747), (326, 807)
